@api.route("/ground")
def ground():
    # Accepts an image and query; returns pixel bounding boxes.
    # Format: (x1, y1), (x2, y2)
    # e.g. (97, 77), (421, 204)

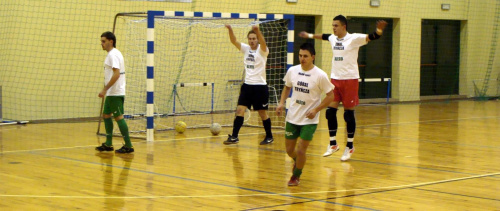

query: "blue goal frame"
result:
(145, 10), (295, 142)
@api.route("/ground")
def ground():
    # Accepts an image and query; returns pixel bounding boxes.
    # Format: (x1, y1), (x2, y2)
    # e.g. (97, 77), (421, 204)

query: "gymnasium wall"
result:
(0, 0), (498, 120)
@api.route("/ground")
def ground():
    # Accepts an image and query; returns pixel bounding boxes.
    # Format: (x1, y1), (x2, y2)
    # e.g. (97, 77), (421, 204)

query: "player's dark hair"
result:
(101, 31), (116, 47)
(247, 30), (257, 38)
(333, 15), (347, 29)
(299, 42), (315, 56)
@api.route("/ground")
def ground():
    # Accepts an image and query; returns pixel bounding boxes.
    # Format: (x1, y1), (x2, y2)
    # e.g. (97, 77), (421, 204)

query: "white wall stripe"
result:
(147, 79), (154, 92)
(203, 12), (212, 17)
(287, 53), (294, 65)
(147, 29), (154, 41)
(239, 13), (249, 18)
(146, 104), (154, 116)
(184, 11), (194, 17)
(147, 130), (153, 142)
(164, 11), (175, 17)
(365, 78), (382, 82)
(288, 30), (294, 42)
(146, 54), (154, 67)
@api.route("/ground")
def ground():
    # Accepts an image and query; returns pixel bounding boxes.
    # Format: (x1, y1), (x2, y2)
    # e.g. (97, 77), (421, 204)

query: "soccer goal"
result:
(98, 11), (294, 141)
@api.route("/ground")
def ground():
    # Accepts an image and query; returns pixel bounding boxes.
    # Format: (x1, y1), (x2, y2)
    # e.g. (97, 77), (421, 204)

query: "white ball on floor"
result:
(210, 123), (221, 135)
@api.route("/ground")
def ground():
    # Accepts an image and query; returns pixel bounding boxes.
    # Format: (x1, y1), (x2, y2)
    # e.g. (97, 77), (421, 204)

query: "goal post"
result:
(99, 11), (294, 141)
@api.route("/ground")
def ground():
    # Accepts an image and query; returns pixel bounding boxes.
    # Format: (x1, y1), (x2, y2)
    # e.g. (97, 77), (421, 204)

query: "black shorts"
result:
(237, 84), (269, 110)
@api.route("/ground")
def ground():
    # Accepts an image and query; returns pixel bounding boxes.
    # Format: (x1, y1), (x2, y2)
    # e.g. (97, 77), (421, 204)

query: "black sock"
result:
(232, 116), (244, 138)
(344, 110), (356, 149)
(262, 118), (272, 138)
(326, 107), (338, 146)
(330, 140), (337, 146)
(344, 110), (356, 139)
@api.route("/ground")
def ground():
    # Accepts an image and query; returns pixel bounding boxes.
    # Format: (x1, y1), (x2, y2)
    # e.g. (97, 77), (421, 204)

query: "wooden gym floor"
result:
(0, 100), (499, 210)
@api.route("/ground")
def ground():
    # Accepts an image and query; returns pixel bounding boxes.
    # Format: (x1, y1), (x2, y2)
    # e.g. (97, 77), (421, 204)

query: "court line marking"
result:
(1, 128), (497, 177)
(0, 172), (497, 199)
(2, 114), (499, 155)
(1, 152), (378, 211)
(358, 133), (500, 149)
(1, 137), (495, 176)
(0, 133), (496, 175)
(412, 188), (500, 201)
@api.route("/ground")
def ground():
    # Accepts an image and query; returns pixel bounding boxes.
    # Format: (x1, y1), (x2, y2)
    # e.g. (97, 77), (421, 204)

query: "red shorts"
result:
(331, 79), (359, 108)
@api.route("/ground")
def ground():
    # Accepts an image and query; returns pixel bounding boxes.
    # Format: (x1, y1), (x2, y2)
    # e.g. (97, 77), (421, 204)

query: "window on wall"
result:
(349, 17), (393, 99)
(293, 16), (316, 66)
(420, 20), (460, 96)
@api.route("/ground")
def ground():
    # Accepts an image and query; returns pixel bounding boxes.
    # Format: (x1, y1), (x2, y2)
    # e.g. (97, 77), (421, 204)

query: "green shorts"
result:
(285, 122), (318, 141)
(103, 96), (125, 117)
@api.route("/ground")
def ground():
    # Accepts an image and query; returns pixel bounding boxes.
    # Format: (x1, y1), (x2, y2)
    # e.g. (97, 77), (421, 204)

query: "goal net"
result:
(101, 12), (290, 139)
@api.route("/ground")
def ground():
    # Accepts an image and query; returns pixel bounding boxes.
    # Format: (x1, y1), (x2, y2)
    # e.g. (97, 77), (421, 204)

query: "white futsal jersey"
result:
(240, 43), (269, 85)
(284, 65), (334, 125)
(104, 48), (126, 96)
(327, 33), (367, 79)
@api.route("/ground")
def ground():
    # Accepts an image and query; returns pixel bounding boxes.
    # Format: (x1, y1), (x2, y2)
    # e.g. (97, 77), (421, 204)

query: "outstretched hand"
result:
(225, 24), (232, 30)
(376, 20), (388, 31)
(298, 31), (309, 38)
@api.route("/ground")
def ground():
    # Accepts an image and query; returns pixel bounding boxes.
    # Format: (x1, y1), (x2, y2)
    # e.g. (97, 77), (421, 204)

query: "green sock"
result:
(293, 168), (303, 178)
(104, 118), (113, 146)
(117, 118), (132, 148)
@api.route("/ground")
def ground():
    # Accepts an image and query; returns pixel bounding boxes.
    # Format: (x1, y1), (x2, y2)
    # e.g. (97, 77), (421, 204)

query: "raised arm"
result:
(276, 85), (292, 116)
(225, 24), (241, 51)
(298, 31), (329, 40)
(252, 25), (267, 53)
(366, 20), (388, 42)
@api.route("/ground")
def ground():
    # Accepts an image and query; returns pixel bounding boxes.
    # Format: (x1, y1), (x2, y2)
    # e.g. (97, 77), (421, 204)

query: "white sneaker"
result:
(340, 147), (355, 161)
(322, 145), (339, 157)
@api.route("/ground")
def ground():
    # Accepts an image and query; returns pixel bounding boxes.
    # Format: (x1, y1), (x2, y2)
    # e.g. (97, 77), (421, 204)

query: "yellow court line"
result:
(0, 172), (498, 199)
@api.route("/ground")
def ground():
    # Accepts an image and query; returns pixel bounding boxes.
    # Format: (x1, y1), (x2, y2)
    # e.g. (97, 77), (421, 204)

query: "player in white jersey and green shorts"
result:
(276, 43), (335, 186)
(300, 15), (387, 161)
(96, 31), (134, 153)
(223, 25), (274, 146)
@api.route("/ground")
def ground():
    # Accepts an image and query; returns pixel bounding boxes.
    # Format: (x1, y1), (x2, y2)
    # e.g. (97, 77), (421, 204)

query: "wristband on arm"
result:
(368, 30), (382, 40)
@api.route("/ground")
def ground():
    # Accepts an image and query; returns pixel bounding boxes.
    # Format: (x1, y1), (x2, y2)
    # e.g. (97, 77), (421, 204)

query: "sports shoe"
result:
(223, 135), (239, 145)
(95, 143), (114, 152)
(115, 145), (134, 153)
(322, 145), (339, 157)
(288, 175), (300, 186)
(259, 137), (274, 145)
(340, 147), (355, 161)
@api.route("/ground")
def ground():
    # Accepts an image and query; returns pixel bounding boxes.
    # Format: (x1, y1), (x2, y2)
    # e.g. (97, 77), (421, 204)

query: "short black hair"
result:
(333, 15), (347, 29)
(299, 42), (315, 56)
(101, 31), (116, 47)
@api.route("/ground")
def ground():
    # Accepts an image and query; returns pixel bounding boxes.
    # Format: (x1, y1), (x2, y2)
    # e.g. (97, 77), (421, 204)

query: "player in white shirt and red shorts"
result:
(299, 15), (387, 161)
(276, 43), (335, 186)
(223, 25), (274, 146)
